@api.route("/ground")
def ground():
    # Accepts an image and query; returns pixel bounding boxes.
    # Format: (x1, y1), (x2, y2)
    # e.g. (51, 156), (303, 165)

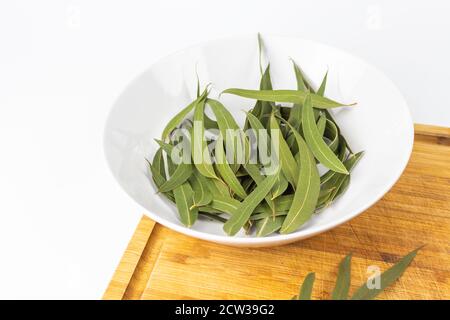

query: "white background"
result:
(0, 0), (449, 299)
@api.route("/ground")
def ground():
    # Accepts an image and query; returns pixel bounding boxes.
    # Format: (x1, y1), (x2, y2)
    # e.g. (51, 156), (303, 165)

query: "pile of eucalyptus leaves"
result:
(148, 35), (363, 236)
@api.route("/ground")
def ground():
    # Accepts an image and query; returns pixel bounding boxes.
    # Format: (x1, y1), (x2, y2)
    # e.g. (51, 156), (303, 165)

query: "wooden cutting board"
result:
(103, 124), (450, 300)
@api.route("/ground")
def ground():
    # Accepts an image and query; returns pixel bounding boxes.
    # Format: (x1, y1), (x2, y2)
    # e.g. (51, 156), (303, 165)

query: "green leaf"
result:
(270, 112), (299, 189)
(161, 88), (208, 140)
(223, 171), (279, 236)
(315, 187), (335, 209)
(320, 151), (364, 206)
(214, 135), (247, 199)
(192, 98), (218, 179)
(324, 119), (340, 152)
(317, 71), (328, 97)
(147, 158), (175, 203)
(320, 138), (349, 185)
(298, 273), (315, 300)
(253, 194), (293, 215)
(245, 112), (272, 173)
(157, 161), (193, 193)
(173, 181), (198, 227)
(207, 98), (240, 135)
(255, 216), (284, 237)
(207, 98), (246, 168)
(257, 65), (274, 126)
(331, 253), (352, 300)
(189, 169), (213, 208)
(204, 113), (219, 130)
(152, 147), (166, 178)
(323, 108), (354, 155)
(222, 89), (354, 109)
(270, 172), (289, 200)
(250, 210), (287, 221)
(317, 112), (327, 137)
(351, 247), (422, 300)
(201, 195), (241, 215)
(337, 135), (348, 160)
(280, 121), (320, 234)
(291, 59), (308, 91)
(302, 95), (348, 174)
(243, 163), (276, 214)
(288, 102), (302, 132)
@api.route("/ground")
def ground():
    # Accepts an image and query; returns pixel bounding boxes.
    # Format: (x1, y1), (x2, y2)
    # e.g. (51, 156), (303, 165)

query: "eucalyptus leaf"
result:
(161, 87), (208, 140)
(302, 94), (348, 174)
(331, 253), (352, 300)
(214, 135), (247, 199)
(173, 181), (198, 227)
(297, 273), (315, 300)
(280, 120), (320, 234)
(223, 170), (279, 236)
(317, 112), (327, 137)
(317, 71), (328, 97)
(189, 169), (213, 208)
(351, 247), (422, 300)
(255, 216), (284, 237)
(192, 97), (218, 179)
(158, 161), (193, 193)
(222, 89), (354, 109)
(270, 112), (298, 188)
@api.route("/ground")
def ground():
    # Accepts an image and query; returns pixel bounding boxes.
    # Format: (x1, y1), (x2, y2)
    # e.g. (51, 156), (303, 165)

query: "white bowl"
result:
(104, 34), (413, 247)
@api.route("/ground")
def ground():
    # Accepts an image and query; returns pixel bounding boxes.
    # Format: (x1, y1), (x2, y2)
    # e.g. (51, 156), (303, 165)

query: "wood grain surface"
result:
(103, 124), (450, 300)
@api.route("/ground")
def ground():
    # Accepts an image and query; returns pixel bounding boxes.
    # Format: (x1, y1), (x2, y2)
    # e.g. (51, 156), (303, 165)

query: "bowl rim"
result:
(103, 33), (414, 246)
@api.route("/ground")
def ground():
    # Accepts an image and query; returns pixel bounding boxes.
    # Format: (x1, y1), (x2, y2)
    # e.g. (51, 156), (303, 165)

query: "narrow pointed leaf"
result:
(214, 135), (247, 199)
(189, 170), (213, 208)
(351, 247), (422, 300)
(255, 216), (284, 237)
(271, 173), (289, 200)
(152, 147), (166, 178)
(243, 163), (276, 213)
(302, 95), (348, 174)
(317, 113), (327, 137)
(222, 89), (354, 109)
(324, 119), (340, 152)
(331, 253), (352, 300)
(253, 194), (293, 215)
(298, 273), (316, 300)
(288, 103), (302, 128)
(208, 98), (246, 167)
(258, 65), (274, 126)
(270, 113), (298, 188)
(317, 71), (328, 96)
(223, 171), (279, 236)
(204, 113), (218, 130)
(204, 195), (241, 214)
(192, 98), (218, 179)
(250, 210), (287, 221)
(161, 88), (208, 140)
(280, 121), (320, 234)
(158, 161), (193, 193)
(321, 151), (364, 192)
(173, 182), (198, 227)
(291, 59), (308, 91)
(147, 159), (175, 203)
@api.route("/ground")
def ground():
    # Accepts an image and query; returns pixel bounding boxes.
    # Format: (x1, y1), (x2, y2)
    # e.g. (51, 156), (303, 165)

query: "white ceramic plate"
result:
(104, 34), (413, 247)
